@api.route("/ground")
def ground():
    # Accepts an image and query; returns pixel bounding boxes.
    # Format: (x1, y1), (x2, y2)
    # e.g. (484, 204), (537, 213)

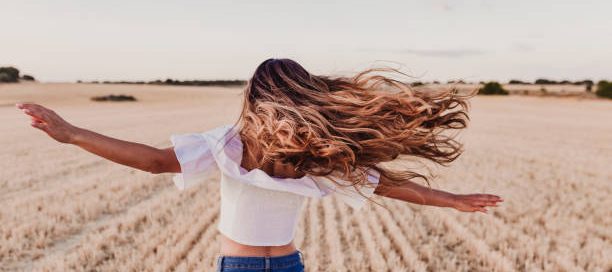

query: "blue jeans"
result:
(216, 250), (305, 272)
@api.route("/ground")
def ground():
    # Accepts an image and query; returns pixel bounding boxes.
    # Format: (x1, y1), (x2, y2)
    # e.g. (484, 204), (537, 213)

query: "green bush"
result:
(0, 67), (20, 83)
(478, 82), (509, 95)
(596, 81), (612, 99)
(509, 79), (529, 84)
(21, 74), (35, 81)
(91, 94), (137, 102)
(586, 81), (593, 92)
(0, 73), (12, 83)
(535, 78), (557, 85)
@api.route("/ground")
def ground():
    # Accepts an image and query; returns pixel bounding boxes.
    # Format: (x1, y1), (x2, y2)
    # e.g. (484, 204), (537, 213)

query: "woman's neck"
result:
(241, 141), (305, 179)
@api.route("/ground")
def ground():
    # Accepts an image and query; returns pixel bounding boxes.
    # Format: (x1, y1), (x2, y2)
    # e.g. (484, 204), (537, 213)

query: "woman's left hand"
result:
(451, 193), (503, 213)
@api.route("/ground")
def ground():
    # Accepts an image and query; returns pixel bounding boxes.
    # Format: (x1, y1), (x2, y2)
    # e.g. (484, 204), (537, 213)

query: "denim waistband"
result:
(217, 250), (303, 270)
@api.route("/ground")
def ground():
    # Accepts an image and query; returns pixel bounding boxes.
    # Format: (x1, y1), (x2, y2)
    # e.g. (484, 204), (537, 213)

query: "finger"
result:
(18, 102), (42, 111)
(22, 108), (46, 120)
(20, 103), (47, 113)
(471, 194), (500, 200)
(478, 199), (501, 205)
(481, 200), (501, 207)
(32, 104), (59, 119)
(23, 107), (51, 121)
(16, 102), (35, 109)
(486, 195), (502, 201)
(30, 116), (45, 123)
(31, 120), (48, 131)
(31, 118), (45, 125)
(473, 195), (503, 203)
(470, 200), (493, 207)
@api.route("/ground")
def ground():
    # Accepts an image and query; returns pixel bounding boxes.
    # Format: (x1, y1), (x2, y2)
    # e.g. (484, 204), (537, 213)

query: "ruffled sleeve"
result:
(170, 132), (218, 190)
(310, 168), (381, 211)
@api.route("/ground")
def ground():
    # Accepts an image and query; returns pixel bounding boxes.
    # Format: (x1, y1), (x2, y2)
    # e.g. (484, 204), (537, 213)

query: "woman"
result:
(16, 58), (502, 272)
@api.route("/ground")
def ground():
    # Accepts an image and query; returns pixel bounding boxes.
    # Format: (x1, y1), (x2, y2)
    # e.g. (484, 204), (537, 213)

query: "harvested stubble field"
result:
(1, 83), (610, 272)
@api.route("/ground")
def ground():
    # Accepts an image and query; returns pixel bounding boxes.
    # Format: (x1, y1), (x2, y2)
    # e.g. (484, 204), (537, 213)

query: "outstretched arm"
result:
(374, 175), (502, 213)
(16, 103), (181, 174)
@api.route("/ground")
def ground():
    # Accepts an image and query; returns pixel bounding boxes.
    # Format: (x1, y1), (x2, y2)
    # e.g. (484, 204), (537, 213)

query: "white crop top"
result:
(170, 124), (380, 246)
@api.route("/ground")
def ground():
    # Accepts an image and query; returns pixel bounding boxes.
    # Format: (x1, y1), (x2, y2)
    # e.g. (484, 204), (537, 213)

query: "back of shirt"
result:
(217, 172), (306, 246)
(169, 124), (381, 246)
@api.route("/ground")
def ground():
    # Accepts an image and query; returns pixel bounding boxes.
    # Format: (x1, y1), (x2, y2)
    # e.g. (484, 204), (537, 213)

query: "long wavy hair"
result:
(226, 58), (474, 200)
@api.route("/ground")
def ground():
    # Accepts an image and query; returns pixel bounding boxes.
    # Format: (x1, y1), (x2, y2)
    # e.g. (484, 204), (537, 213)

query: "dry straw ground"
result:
(1, 83), (610, 271)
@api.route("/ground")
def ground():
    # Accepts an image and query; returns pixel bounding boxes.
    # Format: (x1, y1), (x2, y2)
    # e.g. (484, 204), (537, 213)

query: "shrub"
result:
(0, 67), (20, 83)
(91, 94), (137, 102)
(586, 81), (594, 92)
(535, 78), (557, 85)
(478, 82), (509, 95)
(573, 79), (594, 86)
(596, 81), (612, 99)
(0, 73), (12, 83)
(21, 74), (35, 81)
(509, 79), (529, 84)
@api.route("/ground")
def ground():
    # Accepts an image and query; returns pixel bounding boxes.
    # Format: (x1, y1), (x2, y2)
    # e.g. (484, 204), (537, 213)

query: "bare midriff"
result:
(220, 234), (298, 256)
(217, 142), (303, 257)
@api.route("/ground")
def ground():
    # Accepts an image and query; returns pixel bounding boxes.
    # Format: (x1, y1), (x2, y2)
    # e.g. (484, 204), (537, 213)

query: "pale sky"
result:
(2, 0), (611, 82)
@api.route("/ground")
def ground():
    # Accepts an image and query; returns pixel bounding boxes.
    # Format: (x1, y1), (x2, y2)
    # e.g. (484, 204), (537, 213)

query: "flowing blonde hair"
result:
(226, 58), (474, 199)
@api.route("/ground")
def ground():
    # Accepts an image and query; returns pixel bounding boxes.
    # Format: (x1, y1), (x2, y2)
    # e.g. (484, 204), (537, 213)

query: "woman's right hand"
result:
(16, 103), (80, 144)
(451, 193), (503, 213)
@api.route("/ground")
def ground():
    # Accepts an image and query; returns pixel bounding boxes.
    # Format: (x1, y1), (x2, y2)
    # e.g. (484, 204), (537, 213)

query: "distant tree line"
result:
(79, 78), (246, 87)
(0, 67), (36, 83)
(508, 79), (594, 85)
(409, 79), (597, 87)
(534, 79), (594, 85)
(508, 79), (595, 91)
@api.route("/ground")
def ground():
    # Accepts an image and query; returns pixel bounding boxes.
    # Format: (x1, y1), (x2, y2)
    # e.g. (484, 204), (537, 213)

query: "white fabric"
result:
(170, 124), (380, 246)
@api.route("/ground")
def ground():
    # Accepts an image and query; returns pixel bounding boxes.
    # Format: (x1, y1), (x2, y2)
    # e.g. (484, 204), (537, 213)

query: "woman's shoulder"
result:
(201, 124), (237, 139)
(202, 124), (243, 162)
(197, 124), (238, 147)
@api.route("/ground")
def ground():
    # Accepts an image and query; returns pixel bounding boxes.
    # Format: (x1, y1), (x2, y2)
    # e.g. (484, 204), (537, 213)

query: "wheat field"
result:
(1, 83), (610, 271)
